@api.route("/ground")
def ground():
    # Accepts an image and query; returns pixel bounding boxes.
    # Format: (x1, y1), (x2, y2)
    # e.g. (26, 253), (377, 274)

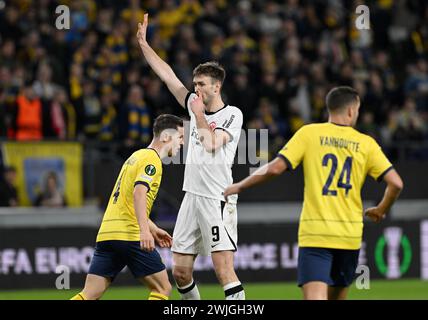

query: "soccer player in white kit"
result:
(137, 14), (245, 300)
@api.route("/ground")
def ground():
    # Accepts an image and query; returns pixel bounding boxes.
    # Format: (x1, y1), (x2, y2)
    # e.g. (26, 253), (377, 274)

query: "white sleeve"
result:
(184, 92), (198, 117)
(214, 107), (243, 142)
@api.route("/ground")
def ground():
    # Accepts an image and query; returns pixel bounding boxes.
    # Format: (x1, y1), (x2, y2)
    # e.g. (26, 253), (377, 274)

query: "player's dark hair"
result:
(153, 114), (183, 137)
(326, 86), (360, 113)
(193, 61), (226, 85)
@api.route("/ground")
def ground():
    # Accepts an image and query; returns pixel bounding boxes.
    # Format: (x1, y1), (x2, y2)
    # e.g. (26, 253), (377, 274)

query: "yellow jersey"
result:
(278, 123), (393, 250)
(96, 148), (163, 242)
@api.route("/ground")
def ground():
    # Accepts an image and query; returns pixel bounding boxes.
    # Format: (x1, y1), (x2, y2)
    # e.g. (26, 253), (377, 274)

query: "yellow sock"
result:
(148, 292), (169, 300)
(70, 292), (87, 300)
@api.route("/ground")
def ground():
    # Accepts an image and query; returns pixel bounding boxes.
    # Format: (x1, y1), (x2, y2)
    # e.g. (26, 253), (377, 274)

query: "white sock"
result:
(177, 280), (201, 300)
(224, 281), (245, 300)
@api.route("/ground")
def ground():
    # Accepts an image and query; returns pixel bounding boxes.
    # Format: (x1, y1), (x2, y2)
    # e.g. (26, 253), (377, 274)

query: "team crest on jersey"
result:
(145, 164), (156, 176)
(209, 121), (216, 130)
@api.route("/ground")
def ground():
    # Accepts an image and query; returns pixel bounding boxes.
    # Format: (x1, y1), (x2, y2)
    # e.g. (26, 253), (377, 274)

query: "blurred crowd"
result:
(1, 0), (428, 157)
(0, 165), (66, 207)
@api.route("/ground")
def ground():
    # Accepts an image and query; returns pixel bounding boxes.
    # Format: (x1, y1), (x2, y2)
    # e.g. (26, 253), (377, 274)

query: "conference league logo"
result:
(375, 227), (412, 279)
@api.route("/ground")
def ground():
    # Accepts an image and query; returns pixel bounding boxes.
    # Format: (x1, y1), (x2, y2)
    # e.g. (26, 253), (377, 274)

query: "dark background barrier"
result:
(93, 161), (428, 209)
(1, 220), (426, 290)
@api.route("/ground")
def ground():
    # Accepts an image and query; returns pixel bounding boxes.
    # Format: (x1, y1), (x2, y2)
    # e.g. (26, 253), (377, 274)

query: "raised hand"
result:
(136, 13), (149, 48)
(190, 94), (205, 115)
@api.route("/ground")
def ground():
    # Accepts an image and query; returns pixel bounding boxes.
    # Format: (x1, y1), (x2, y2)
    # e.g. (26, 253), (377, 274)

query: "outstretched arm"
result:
(365, 169), (403, 223)
(223, 157), (288, 201)
(136, 14), (188, 108)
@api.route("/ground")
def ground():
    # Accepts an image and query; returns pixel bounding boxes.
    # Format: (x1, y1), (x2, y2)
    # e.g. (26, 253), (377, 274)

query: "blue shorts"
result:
(88, 240), (165, 281)
(298, 247), (360, 287)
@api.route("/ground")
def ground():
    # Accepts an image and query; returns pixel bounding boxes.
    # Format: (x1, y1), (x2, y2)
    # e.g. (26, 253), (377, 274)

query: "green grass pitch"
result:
(0, 279), (427, 300)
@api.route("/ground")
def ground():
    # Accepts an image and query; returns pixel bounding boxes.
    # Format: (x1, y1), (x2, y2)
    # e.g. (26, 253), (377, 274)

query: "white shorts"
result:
(172, 192), (238, 256)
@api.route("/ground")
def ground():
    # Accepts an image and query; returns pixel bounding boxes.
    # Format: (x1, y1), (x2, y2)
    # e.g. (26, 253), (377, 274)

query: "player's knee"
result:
(302, 283), (328, 300)
(172, 266), (192, 286)
(304, 292), (327, 300)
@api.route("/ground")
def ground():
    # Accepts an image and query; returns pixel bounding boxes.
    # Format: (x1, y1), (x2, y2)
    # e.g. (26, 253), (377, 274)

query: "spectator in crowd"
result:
(0, 0), (427, 160)
(394, 97), (427, 142)
(34, 171), (66, 207)
(248, 97), (288, 158)
(0, 39), (16, 69)
(33, 63), (59, 101)
(13, 82), (43, 141)
(0, 86), (7, 137)
(405, 59), (428, 112)
(99, 86), (118, 141)
(120, 84), (151, 146)
(225, 66), (256, 125)
(357, 111), (379, 140)
(48, 88), (77, 140)
(81, 80), (102, 139)
(0, 166), (18, 207)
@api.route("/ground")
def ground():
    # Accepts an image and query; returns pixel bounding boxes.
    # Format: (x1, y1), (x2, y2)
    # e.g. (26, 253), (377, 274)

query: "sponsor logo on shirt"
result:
(140, 175), (153, 182)
(191, 126), (202, 145)
(224, 115), (235, 128)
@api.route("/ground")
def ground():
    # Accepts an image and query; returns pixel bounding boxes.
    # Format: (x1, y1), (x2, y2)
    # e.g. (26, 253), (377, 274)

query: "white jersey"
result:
(183, 92), (243, 204)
